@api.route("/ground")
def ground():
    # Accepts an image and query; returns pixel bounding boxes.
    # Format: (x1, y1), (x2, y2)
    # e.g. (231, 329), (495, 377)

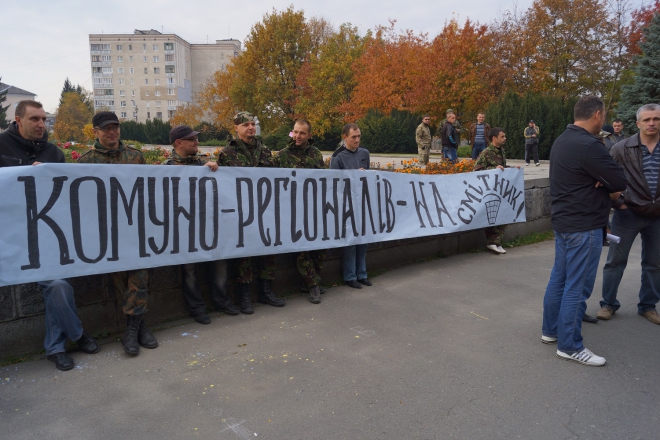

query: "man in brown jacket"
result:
(468, 112), (491, 160)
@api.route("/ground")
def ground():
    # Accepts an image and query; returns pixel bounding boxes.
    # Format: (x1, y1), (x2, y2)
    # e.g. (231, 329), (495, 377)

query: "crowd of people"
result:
(1, 96), (658, 371)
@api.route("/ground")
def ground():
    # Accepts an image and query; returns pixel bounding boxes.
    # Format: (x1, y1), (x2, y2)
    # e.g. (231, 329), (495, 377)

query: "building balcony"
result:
(164, 50), (174, 54)
(90, 50), (111, 55)
(165, 73), (175, 77)
(167, 106), (177, 111)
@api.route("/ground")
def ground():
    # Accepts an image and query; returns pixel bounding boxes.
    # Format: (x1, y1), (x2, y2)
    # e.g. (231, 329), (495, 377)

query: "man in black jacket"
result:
(440, 112), (459, 162)
(541, 96), (627, 367)
(598, 104), (660, 325)
(0, 100), (99, 370)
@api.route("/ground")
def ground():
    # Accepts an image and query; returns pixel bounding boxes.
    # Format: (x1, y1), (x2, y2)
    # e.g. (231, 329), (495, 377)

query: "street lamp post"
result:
(131, 100), (138, 122)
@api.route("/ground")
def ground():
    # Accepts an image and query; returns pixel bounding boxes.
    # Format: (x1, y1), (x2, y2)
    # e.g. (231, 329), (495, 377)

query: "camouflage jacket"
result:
(162, 150), (206, 166)
(473, 144), (507, 171)
(217, 137), (272, 167)
(273, 138), (325, 169)
(77, 140), (146, 164)
(415, 123), (432, 148)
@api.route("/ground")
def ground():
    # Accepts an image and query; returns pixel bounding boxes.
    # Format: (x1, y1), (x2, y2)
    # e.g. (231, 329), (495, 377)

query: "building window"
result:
(130, 79), (134, 85)
(102, 55), (112, 62)
(92, 67), (102, 73)
(153, 44), (158, 51)
(93, 78), (103, 85)
(128, 44), (132, 50)
(129, 67), (134, 74)
(143, 56), (147, 63)
(132, 101), (136, 107)
(145, 79), (149, 85)
(168, 110), (175, 118)
(156, 112), (162, 119)
(154, 67), (160, 74)
(119, 79), (125, 85)
(145, 91), (149, 96)
(119, 90), (125, 96)
(102, 44), (110, 50)
(91, 44), (100, 51)
(167, 100), (176, 106)
(156, 101), (161, 107)
(117, 56), (123, 62)
(164, 43), (173, 50)
(120, 101), (126, 107)
(154, 90), (160, 96)
(103, 78), (113, 85)
(102, 67), (112, 74)
(154, 79), (160, 85)
(165, 54), (174, 62)
(167, 88), (174, 95)
(117, 44), (123, 51)
(91, 55), (101, 62)
(129, 56), (133, 62)
(167, 78), (175, 84)
(131, 90), (135, 96)
(153, 56), (159, 63)
(144, 67), (148, 74)
(147, 112), (151, 119)
(165, 65), (175, 73)
(117, 67), (124, 74)
(120, 112), (127, 118)
(143, 44), (147, 51)
(146, 101), (150, 108)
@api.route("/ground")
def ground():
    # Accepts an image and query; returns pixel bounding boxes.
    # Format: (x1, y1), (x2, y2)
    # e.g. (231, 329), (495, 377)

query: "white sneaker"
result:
(541, 335), (557, 344)
(525, 163), (529, 166)
(486, 244), (504, 254)
(496, 245), (506, 254)
(535, 163), (540, 167)
(556, 347), (606, 366)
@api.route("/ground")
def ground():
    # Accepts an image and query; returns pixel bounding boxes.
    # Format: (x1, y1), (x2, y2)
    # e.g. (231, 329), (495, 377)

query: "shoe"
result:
(358, 278), (372, 286)
(541, 335), (557, 344)
(216, 302), (240, 316)
(258, 280), (286, 307)
(138, 319), (158, 349)
(193, 312), (211, 325)
(525, 163), (529, 166)
(122, 315), (141, 356)
(496, 245), (507, 254)
(299, 281), (326, 294)
(308, 285), (321, 304)
(486, 244), (505, 254)
(236, 283), (254, 314)
(76, 333), (100, 354)
(48, 352), (74, 371)
(556, 347), (606, 366)
(582, 313), (598, 324)
(596, 307), (615, 320)
(535, 163), (540, 167)
(641, 309), (660, 324)
(345, 280), (362, 289)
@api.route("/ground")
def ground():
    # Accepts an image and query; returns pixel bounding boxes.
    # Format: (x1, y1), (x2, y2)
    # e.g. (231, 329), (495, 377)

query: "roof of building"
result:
(0, 82), (36, 96)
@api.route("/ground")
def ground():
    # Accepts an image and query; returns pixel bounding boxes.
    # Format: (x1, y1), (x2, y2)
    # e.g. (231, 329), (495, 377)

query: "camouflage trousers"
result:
(418, 145), (430, 165)
(485, 225), (507, 246)
(235, 255), (277, 284)
(297, 250), (326, 287)
(111, 269), (149, 315)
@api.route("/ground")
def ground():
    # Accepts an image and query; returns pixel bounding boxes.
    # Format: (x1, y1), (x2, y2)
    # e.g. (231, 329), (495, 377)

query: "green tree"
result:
(60, 78), (93, 113)
(0, 77), (9, 129)
(359, 109), (420, 154)
(53, 91), (93, 142)
(616, 12), (660, 131)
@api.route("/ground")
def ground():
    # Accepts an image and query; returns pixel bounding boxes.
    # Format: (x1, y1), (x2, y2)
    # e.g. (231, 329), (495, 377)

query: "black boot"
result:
(122, 315), (141, 356)
(308, 284), (321, 304)
(138, 318), (158, 349)
(258, 279), (286, 307)
(236, 283), (254, 314)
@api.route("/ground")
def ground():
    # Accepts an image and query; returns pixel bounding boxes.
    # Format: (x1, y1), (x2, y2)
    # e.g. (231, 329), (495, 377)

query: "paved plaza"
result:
(1, 236), (657, 439)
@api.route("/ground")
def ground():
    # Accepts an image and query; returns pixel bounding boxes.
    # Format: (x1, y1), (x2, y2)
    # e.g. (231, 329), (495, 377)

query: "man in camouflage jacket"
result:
(216, 111), (286, 313)
(474, 127), (519, 255)
(273, 120), (326, 304)
(77, 111), (158, 355)
(164, 125), (241, 324)
(415, 115), (432, 165)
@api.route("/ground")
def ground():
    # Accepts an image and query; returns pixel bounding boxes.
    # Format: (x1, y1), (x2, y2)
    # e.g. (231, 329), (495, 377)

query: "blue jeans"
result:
(442, 146), (457, 162)
(342, 244), (368, 281)
(542, 229), (603, 353)
(601, 209), (660, 314)
(39, 280), (83, 355)
(471, 142), (487, 160)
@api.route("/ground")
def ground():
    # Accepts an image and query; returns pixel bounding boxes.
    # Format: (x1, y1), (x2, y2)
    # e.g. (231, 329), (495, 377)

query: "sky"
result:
(1, 0), (539, 113)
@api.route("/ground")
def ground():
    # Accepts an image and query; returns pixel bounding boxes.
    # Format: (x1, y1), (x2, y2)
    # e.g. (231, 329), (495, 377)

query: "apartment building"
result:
(88, 29), (240, 123)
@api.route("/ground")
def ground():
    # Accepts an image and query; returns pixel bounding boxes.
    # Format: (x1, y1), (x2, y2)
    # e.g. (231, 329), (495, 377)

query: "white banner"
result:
(0, 164), (525, 286)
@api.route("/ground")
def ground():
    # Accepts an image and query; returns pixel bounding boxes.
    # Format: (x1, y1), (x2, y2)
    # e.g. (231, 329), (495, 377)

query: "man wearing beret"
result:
(216, 111), (286, 313)
(78, 111), (158, 356)
(164, 126), (240, 323)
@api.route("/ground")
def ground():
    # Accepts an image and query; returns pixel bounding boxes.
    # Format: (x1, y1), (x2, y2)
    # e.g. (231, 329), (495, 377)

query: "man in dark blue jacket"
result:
(0, 100), (99, 370)
(541, 96), (627, 367)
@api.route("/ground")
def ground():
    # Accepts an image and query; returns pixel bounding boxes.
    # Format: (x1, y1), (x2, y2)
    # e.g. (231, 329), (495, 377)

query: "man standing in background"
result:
(469, 112), (491, 160)
(415, 115), (432, 165)
(524, 120), (540, 166)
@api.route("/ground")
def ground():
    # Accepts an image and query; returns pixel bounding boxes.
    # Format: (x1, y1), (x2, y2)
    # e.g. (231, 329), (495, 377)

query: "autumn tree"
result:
(53, 91), (93, 142)
(627, 0), (660, 55)
(170, 103), (204, 127)
(616, 12), (660, 129)
(59, 78), (93, 113)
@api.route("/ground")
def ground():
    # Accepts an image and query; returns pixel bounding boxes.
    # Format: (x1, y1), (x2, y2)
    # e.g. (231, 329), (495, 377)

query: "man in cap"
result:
(216, 111), (286, 313)
(524, 120), (540, 166)
(273, 119), (327, 304)
(164, 125), (240, 323)
(415, 115), (432, 165)
(0, 100), (99, 370)
(78, 111), (158, 356)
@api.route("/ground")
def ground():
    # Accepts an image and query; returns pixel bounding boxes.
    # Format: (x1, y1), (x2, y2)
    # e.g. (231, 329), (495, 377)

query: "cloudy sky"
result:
(1, 0), (539, 113)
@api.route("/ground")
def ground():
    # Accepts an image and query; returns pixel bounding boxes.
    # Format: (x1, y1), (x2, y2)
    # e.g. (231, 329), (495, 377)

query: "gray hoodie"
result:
(330, 144), (370, 170)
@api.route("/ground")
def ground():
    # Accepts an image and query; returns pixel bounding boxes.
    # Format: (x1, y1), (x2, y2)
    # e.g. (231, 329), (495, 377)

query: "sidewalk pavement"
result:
(1, 238), (656, 439)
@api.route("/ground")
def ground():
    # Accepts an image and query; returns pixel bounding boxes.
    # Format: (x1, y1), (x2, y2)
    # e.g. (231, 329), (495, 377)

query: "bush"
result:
(198, 139), (227, 147)
(358, 109), (420, 154)
(457, 145), (471, 157)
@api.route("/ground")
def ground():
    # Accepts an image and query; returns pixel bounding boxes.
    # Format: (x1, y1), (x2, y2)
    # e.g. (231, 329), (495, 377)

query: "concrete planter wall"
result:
(0, 177), (551, 362)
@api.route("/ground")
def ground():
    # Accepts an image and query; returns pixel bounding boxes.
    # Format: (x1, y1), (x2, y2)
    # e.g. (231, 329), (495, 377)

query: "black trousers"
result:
(525, 143), (539, 164)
